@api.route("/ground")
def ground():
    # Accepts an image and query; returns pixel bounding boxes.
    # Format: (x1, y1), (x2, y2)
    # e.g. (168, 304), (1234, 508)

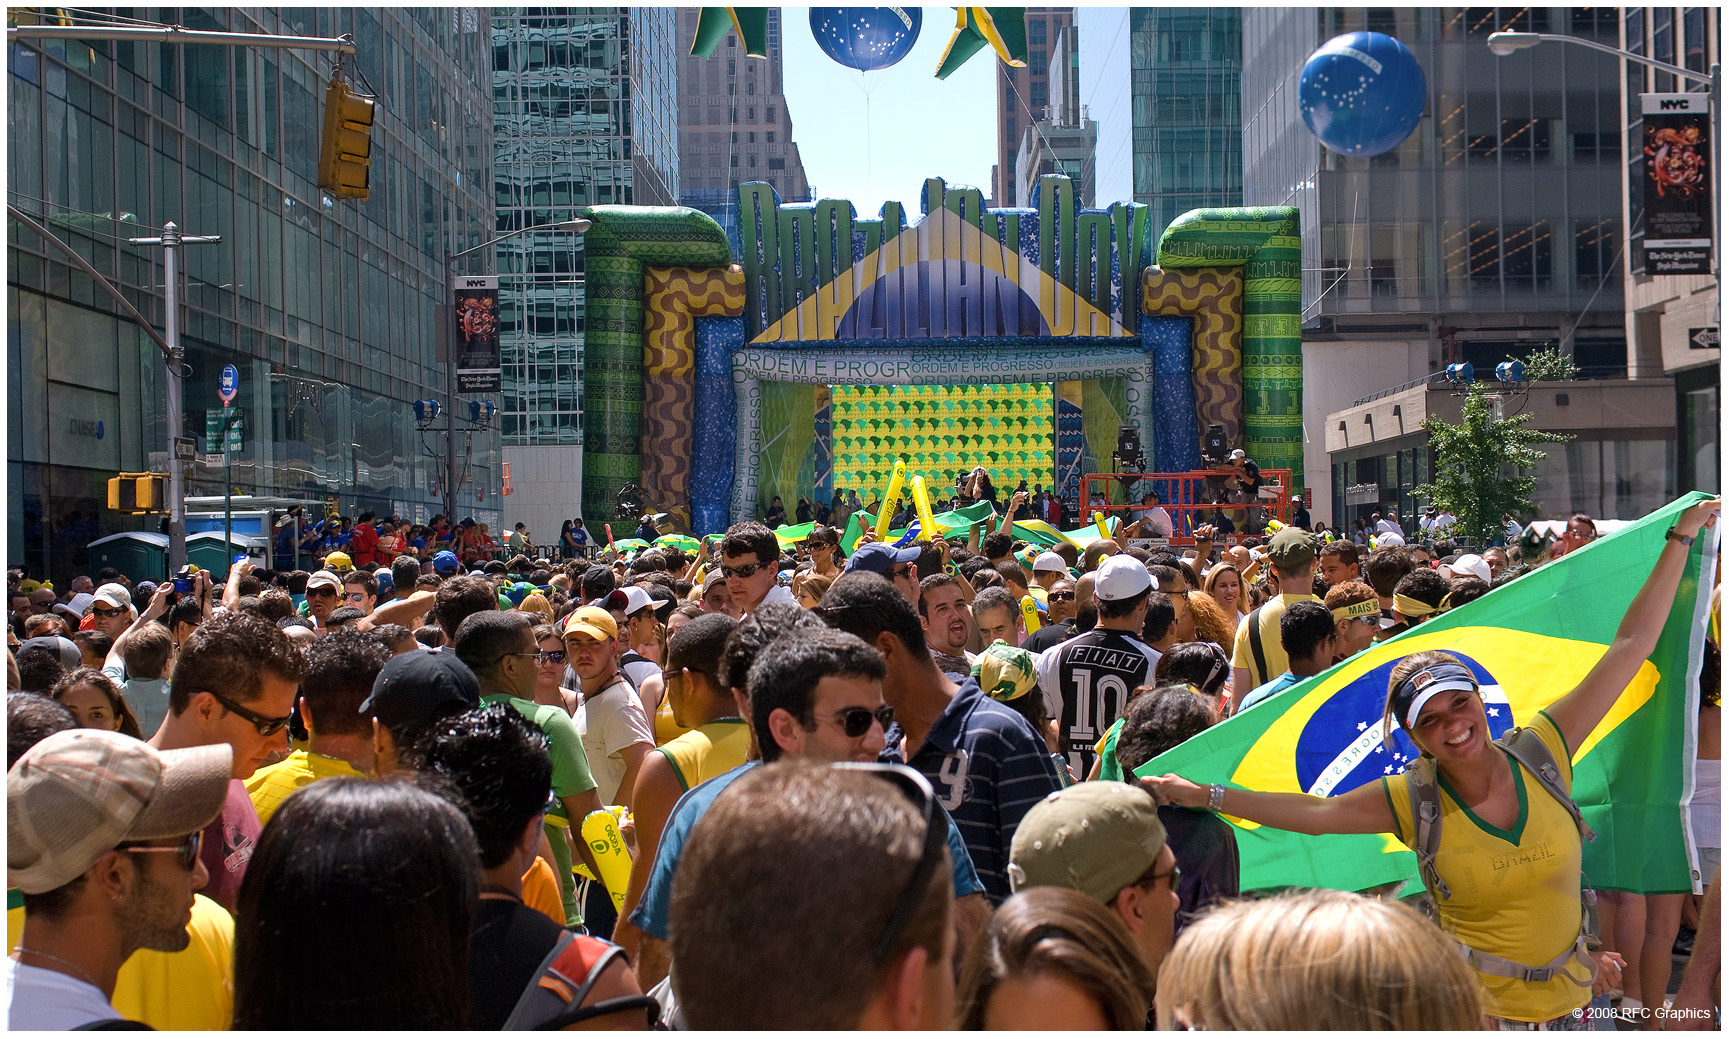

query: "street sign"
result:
(205, 408), (242, 453)
(173, 436), (196, 461)
(204, 453), (225, 467)
(218, 364), (240, 405)
(1689, 326), (1719, 350)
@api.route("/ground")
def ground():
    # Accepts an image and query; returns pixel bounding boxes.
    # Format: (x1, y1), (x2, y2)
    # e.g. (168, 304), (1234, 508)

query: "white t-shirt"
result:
(1135, 506), (1174, 537)
(5, 958), (121, 1029)
(1375, 517), (1404, 537)
(575, 677), (655, 804)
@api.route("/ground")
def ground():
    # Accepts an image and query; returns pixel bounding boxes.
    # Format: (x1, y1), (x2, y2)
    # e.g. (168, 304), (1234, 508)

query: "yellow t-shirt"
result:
(243, 749), (365, 826)
(654, 694), (693, 746)
(1230, 593), (1319, 688)
(655, 718), (752, 792)
(1383, 711), (1587, 1023)
(8, 892), (235, 1030)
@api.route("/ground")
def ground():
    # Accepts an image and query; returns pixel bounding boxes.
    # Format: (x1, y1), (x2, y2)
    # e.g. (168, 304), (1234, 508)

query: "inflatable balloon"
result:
(810, 7), (922, 72)
(1298, 31), (1426, 158)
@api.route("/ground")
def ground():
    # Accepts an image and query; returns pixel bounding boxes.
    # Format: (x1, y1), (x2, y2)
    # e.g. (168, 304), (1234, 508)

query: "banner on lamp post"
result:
(453, 275), (502, 393)
(1640, 93), (1713, 275)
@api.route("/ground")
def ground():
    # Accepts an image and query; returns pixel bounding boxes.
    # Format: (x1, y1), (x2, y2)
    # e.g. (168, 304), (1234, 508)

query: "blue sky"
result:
(779, 7), (999, 217)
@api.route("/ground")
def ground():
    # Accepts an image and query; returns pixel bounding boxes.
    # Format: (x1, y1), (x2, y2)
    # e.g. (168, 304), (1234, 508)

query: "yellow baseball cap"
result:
(562, 606), (618, 642)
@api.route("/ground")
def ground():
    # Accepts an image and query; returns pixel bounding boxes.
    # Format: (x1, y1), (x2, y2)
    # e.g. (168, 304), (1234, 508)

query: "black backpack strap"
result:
(73, 1021), (152, 1031)
(501, 930), (579, 1030)
(1245, 605), (1269, 685)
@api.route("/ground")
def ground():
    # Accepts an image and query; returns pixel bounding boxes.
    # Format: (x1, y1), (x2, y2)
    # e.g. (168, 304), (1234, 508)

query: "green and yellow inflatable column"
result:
(579, 206), (733, 516)
(1155, 207), (1302, 492)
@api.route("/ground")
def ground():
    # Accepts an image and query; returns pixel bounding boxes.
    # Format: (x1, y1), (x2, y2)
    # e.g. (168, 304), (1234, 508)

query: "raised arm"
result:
(1546, 499), (1719, 752)
(1141, 772), (1397, 837)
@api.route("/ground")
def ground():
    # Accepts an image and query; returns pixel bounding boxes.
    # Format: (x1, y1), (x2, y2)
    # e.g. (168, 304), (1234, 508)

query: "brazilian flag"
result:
(1137, 493), (1717, 895)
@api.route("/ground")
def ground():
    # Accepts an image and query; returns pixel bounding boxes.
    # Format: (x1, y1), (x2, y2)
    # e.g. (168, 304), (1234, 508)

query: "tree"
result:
(1414, 384), (1571, 547)
(1513, 345), (1579, 383)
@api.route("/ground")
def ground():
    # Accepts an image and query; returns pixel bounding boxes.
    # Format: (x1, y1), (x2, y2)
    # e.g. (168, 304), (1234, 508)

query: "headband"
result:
(1389, 660), (1478, 730)
(1393, 592), (1443, 619)
(1331, 598), (1380, 623)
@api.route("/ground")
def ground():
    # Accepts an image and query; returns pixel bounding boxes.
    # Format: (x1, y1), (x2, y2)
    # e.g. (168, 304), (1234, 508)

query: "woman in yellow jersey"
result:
(1146, 498), (1719, 1028)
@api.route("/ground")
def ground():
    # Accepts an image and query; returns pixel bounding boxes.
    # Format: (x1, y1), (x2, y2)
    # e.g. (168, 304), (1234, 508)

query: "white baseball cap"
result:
(622, 585), (671, 617)
(1441, 554), (1491, 585)
(1093, 555), (1153, 602)
(1032, 551), (1068, 574)
(92, 583), (132, 609)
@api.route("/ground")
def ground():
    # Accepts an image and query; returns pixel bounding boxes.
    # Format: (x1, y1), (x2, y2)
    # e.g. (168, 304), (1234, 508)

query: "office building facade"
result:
(1243, 8), (1641, 526)
(1013, 24), (1097, 207)
(993, 7), (1073, 207)
(491, 7), (679, 538)
(9, 8), (497, 584)
(675, 6), (810, 242)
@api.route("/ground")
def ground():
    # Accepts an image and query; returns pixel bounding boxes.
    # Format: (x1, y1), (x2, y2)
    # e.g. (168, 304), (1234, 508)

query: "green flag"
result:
(690, 7), (768, 58)
(1136, 493), (1717, 894)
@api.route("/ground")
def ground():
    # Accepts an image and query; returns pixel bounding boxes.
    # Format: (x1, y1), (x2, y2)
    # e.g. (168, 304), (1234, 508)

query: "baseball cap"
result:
(1007, 783), (1167, 904)
(92, 583), (132, 610)
(358, 651), (481, 730)
(701, 570), (728, 594)
(483, 560), (509, 576)
(1267, 525), (1318, 569)
(1229, 448), (1246, 461)
(622, 586), (671, 617)
(323, 551), (353, 572)
(63, 592), (94, 618)
(1032, 551), (1068, 574)
(1093, 555), (1153, 601)
(1374, 531), (1407, 548)
(563, 606), (619, 643)
(1441, 553), (1491, 585)
(844, 541), (921, 577)
(305, 570), (342, 595)
(8, 730), (232, 894)
(432, 550), (461, 575)
(19, 636), (81, 670)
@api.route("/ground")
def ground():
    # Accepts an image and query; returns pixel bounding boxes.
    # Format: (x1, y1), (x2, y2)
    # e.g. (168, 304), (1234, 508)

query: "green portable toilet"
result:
(86, 532), (169, 586)
(185, 532), (267, 580)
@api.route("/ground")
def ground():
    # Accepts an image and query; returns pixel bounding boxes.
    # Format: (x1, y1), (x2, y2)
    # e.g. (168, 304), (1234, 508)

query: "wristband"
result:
(1208, 784), (1226, 812)
(1666, 528), (1695, 548)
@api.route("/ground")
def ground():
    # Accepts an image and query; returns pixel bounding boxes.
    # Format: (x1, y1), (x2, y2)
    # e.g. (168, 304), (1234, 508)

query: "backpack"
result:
(500, 932), (661, 1030)
(1403, 727), (1600, 987)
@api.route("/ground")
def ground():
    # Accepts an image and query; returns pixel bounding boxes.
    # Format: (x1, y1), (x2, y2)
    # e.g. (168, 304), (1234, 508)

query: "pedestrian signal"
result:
(317, 79), (376, 200)
(107, 473), (168, 514)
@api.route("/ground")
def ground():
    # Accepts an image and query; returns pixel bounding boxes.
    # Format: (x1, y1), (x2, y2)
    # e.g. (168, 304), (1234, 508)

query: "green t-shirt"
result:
(485, 693), (598, 928)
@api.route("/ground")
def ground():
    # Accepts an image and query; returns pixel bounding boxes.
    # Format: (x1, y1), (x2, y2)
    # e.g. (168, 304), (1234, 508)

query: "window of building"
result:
(1652, 8), (1674, 91)
(727, 58), (735, 75)
(1574, 219), (1619, 291)
(766, 130), (775, 143)
(1683, 8), (1708, 76)
(747, 154), (756, 168)
(748, 107), (756, 120)
(748, 131), (756, 143)
(1029, 50), (1047, 76)
(747, 81), (755, 94)
(768, 157), (785, 170)
(730, 155), (738, 167)
(766, 106), (777, 122)
(1029, 19), (1046, 45)
(1030, 82), (1047, 110)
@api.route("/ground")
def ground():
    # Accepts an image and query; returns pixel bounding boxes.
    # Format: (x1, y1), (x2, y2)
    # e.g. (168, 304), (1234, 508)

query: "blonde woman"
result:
(791, 570), (834, 610)
(956, 887), (1155, 1030)
(1157, 889), (1484, 1030)
(1185, 590), (1237, 648)
(1145, 497), (1718, 1027)
(1203, 562), (1250, 621)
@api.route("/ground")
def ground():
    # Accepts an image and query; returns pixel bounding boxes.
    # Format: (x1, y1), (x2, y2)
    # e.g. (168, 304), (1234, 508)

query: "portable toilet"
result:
(185, 531), (267, 580)
(86, 532), (170, 585)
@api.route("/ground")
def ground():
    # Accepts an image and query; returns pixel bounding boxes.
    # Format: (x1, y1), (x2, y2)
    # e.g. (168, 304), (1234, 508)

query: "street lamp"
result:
(1486, 31), (1718, 101)
(438, 217), (590, 523)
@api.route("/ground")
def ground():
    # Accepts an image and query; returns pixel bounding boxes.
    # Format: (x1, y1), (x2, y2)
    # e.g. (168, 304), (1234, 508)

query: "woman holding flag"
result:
(1146, 498), (1719, 1028)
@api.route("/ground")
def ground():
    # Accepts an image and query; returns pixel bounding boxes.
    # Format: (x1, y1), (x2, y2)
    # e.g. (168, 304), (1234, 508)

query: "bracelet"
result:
(1207, 784), (1226, 812)
(1666, 528), (1695, 548)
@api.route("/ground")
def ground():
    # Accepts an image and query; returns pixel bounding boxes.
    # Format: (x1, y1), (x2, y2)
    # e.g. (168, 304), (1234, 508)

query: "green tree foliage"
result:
(1414, 384), (1571, 547)
(1514, 345), (1579, 382)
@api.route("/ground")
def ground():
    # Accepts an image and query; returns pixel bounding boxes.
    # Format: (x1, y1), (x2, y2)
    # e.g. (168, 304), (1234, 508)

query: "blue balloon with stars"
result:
(1298, 31), (1427, 158)
(809, 7), (923, 72)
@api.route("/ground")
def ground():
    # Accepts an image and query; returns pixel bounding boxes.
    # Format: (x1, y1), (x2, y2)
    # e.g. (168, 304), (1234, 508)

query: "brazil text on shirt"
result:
(629, 760), (985, 941)
(879, 678), (1063, 904)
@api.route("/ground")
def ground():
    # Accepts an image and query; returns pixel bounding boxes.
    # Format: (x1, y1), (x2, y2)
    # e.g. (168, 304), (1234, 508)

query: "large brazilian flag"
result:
(1136, 493), (1718, 896)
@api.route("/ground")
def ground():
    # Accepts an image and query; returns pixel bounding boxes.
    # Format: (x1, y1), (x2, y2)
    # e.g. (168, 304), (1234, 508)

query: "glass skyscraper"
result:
(490, 8), (678, 533)
(1130, 9), (1243, 242)
(9, 8), (497, 583)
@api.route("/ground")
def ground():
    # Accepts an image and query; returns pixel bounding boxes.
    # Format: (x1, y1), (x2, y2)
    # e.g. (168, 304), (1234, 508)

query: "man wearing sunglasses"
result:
(148, 612), (306, 913)
(87, 584), (135, 642)
(340, 571), (378, 617)
(300, 569), (343, 632)
(718, 522), (792, 615)
(6, 730), (232, 1029)
(623, 628), (987, 990)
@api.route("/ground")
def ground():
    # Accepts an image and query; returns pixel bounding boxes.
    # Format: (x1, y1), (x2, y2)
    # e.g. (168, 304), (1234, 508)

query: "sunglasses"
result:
(889, 565), (912, 580)
(305, 587), (338, 599)
(831, 763), (947, 962)
(342, 591), (369, 602)
(1047, 591), (1075, 602)
(831, 704), (895, 739)
(720, 562), (768, 579)
(121, 830), (204, 872)
(1149, 863), (1182, 891)
(536, 649), (567, 665)
(205, 689), (293, 737)
(91, 605), (127, 619)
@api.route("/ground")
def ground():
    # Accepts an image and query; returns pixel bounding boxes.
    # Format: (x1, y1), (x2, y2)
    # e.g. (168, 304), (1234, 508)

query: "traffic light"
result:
(317, 78), (376, 200)
(106, 473), (168, 514)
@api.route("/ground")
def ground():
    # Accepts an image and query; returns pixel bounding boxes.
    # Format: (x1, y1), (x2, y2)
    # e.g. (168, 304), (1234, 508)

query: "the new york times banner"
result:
(1641, 93), (1713, 275)
(453, 275), (502, 393)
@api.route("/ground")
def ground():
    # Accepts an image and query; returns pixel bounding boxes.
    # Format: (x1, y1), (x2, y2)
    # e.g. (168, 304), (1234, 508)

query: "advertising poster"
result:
(1640, 93), (1713, 275)
(454, 275), (502, 393)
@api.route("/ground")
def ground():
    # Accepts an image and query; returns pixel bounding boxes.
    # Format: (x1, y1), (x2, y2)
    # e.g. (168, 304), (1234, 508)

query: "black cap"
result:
(19, 636), (81, 670)
(358, 651), (481, 729)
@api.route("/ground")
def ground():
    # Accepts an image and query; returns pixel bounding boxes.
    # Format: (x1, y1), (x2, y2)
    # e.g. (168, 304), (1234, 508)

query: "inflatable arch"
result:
(578, 178), (1301, 535)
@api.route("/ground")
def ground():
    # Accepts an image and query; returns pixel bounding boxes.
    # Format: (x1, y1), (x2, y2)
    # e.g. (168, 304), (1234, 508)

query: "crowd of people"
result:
(4, 477), (1720, 1030)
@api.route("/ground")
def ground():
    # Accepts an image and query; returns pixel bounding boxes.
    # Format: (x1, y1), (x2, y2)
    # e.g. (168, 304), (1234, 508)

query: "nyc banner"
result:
(1641, 93), (1713, 275)
(454, 275), (502, 393)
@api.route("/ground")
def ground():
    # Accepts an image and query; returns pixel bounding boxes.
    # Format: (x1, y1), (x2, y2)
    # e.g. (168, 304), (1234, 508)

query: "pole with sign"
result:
(219, 365), (240, 553)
